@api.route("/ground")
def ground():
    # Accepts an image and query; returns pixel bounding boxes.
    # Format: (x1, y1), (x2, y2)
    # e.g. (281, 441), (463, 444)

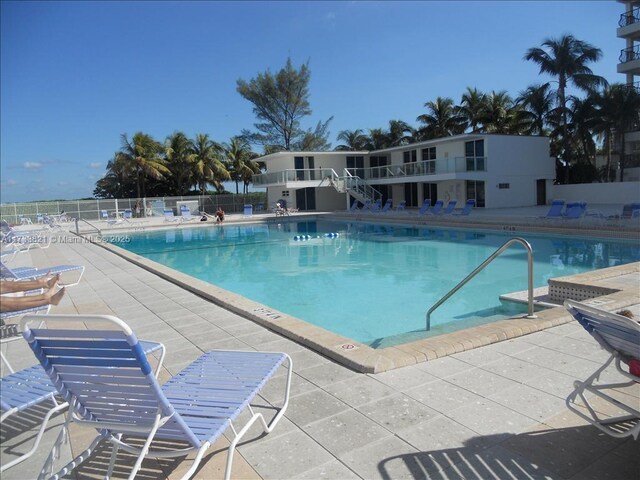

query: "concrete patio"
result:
(1, 217), (639, 479)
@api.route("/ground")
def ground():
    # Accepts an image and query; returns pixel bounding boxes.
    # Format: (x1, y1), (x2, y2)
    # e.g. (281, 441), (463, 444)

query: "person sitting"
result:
(1, 274), (66, 313)
(215, 207), (225, 224)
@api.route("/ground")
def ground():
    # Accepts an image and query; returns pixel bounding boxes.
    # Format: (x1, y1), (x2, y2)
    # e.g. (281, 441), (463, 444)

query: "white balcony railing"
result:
(252, 157), (487, 186)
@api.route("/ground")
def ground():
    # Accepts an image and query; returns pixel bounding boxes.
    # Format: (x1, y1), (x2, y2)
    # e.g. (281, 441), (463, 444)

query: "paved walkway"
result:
(1, 225), (638, 479)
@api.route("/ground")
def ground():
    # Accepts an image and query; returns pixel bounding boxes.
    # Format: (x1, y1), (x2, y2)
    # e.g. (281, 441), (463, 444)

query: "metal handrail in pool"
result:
(426, 237), (536, 331)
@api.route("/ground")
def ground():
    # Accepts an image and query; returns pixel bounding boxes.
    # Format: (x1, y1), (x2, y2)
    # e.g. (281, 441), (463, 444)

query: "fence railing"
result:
(0, 193), (266, 226)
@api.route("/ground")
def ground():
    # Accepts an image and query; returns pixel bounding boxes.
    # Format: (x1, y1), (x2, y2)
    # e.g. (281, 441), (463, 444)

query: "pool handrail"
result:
(426, 237), (536, 331)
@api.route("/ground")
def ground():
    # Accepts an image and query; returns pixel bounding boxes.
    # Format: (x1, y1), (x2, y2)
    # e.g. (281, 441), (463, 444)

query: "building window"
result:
(370, 156), (388, 178)
(466, 181), (485, 207)
(281, 190), (290, 197)
(346, 156), (365, 178)
(498, 183), (510, 189)
(403, 150), (417, 163)
(421, 147), (436, 161)
(465, 140), (485, 171)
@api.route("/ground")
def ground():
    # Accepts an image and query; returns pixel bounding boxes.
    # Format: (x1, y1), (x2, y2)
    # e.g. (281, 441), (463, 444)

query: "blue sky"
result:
(0, 1), (623, 203)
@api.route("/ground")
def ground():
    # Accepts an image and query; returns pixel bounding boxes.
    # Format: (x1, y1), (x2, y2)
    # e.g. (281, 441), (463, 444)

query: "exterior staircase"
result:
(322, 169), (381, 205)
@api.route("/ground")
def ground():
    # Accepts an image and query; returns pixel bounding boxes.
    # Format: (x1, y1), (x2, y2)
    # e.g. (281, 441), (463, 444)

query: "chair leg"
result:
(0, 397), (68, 473)
(566, 353), (640, 439)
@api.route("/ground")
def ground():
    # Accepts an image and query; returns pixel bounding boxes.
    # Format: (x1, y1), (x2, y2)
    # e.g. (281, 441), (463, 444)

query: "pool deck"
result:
(2, 206), (639, 479)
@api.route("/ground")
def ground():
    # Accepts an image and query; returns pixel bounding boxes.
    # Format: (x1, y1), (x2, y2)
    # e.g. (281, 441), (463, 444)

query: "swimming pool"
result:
(111, 220), (639, 347)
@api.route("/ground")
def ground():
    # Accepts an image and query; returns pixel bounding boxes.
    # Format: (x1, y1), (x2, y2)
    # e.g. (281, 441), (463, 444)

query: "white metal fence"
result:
(0, 193), (267, 225)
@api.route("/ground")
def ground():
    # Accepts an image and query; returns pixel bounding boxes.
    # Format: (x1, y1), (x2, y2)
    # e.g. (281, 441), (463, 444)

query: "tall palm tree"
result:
(524, 34), (606, 181)
(592, 84), (640, 182)
(416, 97), (465, 140)
(190, 133), (229, 194)
(335, 129), (368, 151)
(457, 87), (486, 133)
(224, 137), (255, 194)
(117, 132), (168, 199)
(165, 131), (195, 195)
(515, 83), (554, 135)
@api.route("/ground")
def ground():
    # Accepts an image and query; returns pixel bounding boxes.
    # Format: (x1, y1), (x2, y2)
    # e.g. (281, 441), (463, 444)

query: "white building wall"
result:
(483, 136), (554, 208)
(552, 182), (640, 204)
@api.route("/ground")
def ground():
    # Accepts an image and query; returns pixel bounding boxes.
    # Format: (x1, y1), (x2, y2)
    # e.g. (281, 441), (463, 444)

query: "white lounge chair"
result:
(1, 261), (85, 287)
(564, 300), (640, 439)
(21, 314), (292, 480)
(1, 322), (164, 473)
(180, 205), (197, 222)
(163, 208), (179, 222)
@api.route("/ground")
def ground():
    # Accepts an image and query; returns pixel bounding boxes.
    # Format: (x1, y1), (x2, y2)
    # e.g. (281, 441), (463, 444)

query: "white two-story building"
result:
(253, 134), (555, 211)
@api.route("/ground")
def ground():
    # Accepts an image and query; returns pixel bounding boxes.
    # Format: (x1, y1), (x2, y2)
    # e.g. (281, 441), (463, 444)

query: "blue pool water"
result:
(111, 220), (639, 347)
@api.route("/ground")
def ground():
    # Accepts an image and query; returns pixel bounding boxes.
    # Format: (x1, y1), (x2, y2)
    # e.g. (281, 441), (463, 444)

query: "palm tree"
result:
(94, 152), (136, 198)
(524, 34), (606, 181)
(457, 87), (486, 133)
(416, 97), (465, 140)
(387, 120), (413, 146)
(335, 129), (368, 151)
(117, 132), (168, 199)
(190, 133), (229, 194)
(164, 131), (194, 195)
(363, 128), (390, 150)
(478, 90), (516, 134)
(515, 83), (554, 135)
(224, 137), (255, 194)
(592, 84), (640, 182)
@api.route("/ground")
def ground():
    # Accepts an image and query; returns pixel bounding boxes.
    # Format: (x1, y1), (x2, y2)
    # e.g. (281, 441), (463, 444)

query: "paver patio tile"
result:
(405, 379), (484, 414)
(357, 393), (440, 432)
(303, 409), (393, 457)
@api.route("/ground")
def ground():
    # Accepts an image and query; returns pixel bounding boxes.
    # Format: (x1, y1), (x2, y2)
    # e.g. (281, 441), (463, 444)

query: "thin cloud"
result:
(89, 162), (103, 169)
(23, 162), (43, 170)
(2, 179), (18, 187)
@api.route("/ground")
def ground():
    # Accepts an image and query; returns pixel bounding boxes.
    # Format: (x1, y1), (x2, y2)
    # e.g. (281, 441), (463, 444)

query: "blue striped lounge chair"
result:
(564, 300), (640, 440)
(451, 199), (475, 216)
(349, 198), (360, 212)
(1, 321), (164, 473)
(540, 199), (565, 220)
(1, 261), (85, 287)
(417, 199), (431, 215)
(379, 199), (392, 213)
(424, 200), (444, 216)
(21, 313), (292, 480)
(395, 200), (407, 212)
(368, 199), (382, 212)
(440, 200), (458, 215)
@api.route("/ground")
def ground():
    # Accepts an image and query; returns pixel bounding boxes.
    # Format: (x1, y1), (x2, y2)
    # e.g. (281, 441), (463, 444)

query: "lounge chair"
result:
(452, 199), (475, 216)
(255, 202), (265, 212)
(540, 199), (565, 220)
(349, 199), (360, 212)
(0, 220), (51, 249)
(563, 202), (586, 220)
(440, 200), (458, 215)
(417, 199), (431, 215)
(563, 300), (640, 440)
(180, 206), (197, 222)
(368, 199), (382, 212)
(274, 199), (290, 216)
(619, 202), (640, 220)
(163, 208), (179, 222)
(20, 313), (292, 480)
(1, 323), (165, 473)
(1, 261), (85, 287)
(379, 199), (392, 213)
(395, 200), (407, 213)
(424, 200), (444, 216)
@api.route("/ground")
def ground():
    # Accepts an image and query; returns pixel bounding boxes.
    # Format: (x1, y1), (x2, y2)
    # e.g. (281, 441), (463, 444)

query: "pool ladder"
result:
(426, 237), (536, 331)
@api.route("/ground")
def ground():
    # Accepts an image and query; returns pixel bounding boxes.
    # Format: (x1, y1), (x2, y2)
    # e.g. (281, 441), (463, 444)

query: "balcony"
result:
(618, 45), (640, 75)
(618, 7), (640, 39)
(252, 157), (488, 187)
